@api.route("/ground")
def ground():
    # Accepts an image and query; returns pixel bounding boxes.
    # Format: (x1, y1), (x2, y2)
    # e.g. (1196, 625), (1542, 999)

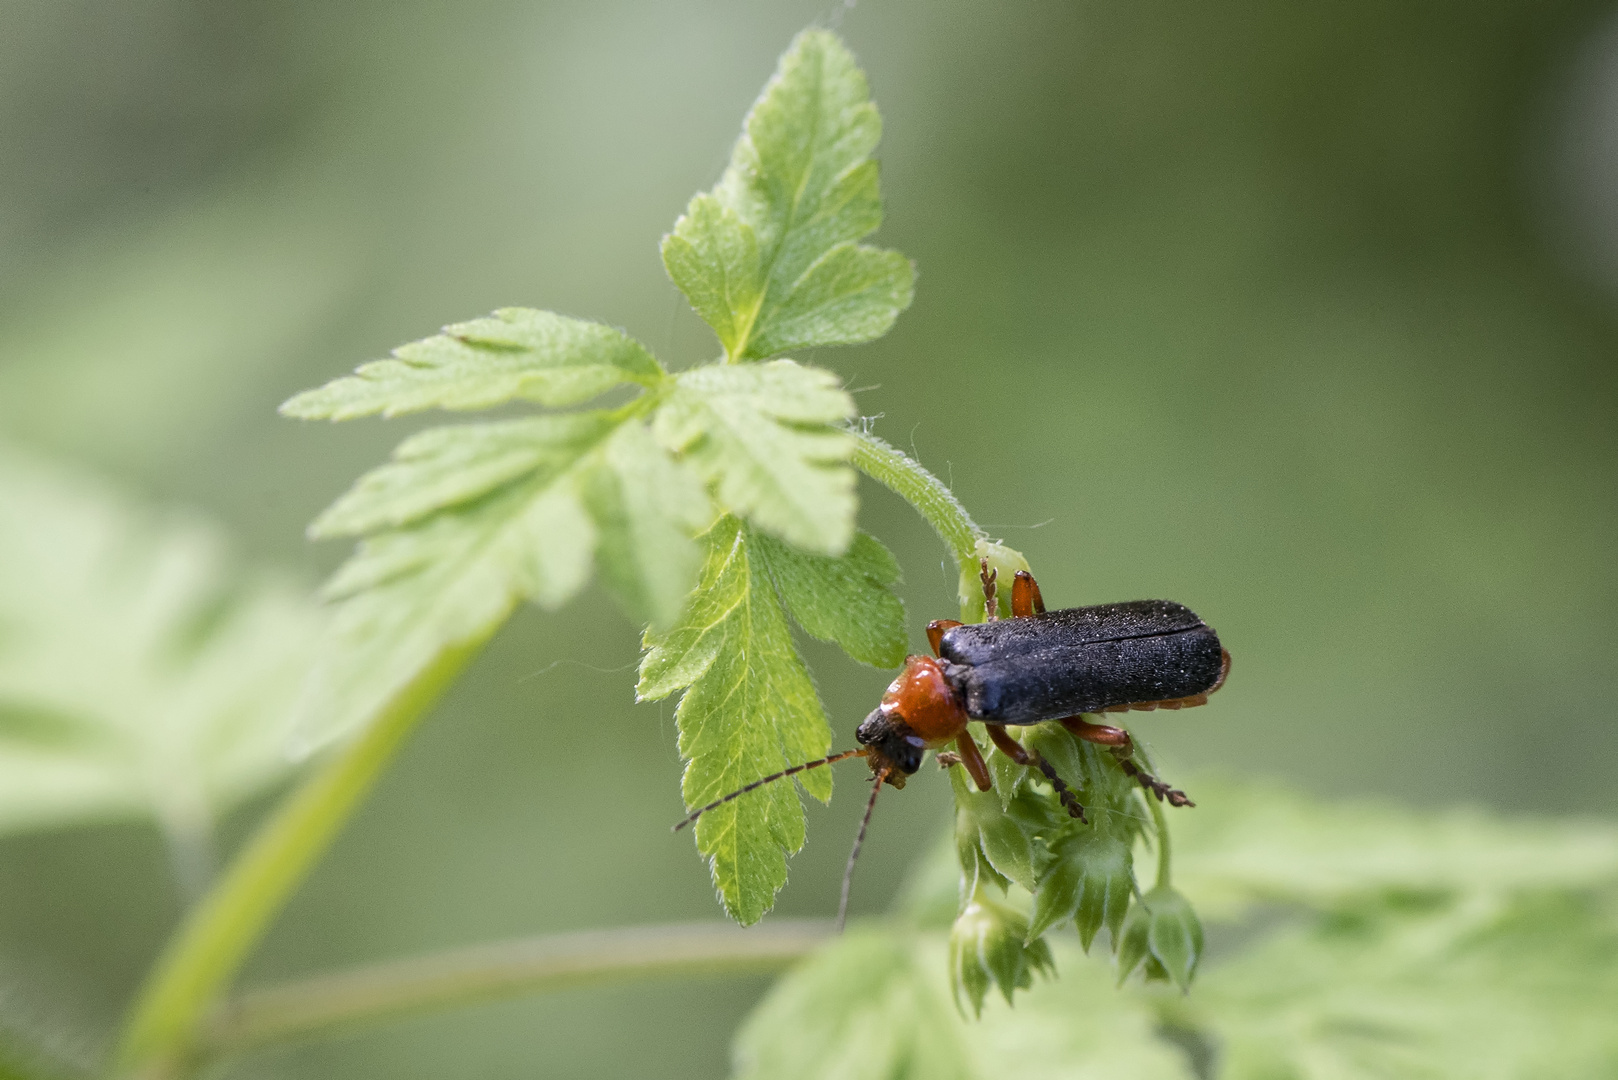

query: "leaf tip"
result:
(277, 389), (327, 420)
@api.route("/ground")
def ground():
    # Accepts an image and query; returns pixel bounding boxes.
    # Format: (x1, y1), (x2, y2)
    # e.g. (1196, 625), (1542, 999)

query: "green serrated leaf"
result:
(300, 412), (707, 750)
(751, 530), (906, 667)
(747, 244), (913, 361)
(310, 412), (619, 537)
(280, 309), (664, 420)
(660, 197), (762, 360)
(582, 421), (715, 626)
(1027, 829), (1135, 951)
(663, 30), (913, 361)
(0, 448), (319, 858)
(637, 516), (835, 924)
(653, 360), (856, 554)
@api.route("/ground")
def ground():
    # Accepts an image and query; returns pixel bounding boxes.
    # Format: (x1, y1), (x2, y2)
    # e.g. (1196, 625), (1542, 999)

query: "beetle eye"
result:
(904, 735), (927, 749)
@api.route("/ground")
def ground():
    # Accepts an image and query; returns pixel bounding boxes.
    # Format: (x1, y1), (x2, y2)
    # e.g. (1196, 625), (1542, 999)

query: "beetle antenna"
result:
(837, 766), (889, 932)
(672, 749), (867, 832)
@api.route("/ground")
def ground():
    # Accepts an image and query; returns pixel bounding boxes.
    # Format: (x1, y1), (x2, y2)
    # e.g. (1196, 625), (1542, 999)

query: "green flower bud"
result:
(949, 891), (1054, 1016)
(1116, 885), (1204, 991)
(958, 540), (1029, 619)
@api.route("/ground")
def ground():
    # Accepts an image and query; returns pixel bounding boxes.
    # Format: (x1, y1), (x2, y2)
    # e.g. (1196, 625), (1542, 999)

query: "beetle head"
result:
(855, 708), (924, 781)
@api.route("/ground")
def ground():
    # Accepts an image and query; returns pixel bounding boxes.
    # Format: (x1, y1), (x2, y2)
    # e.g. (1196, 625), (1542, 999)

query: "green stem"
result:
(202, 920), (831, 1057)
(114, 639), (484, 1078)
(849, 430), (984, 573)
(1127, 741), (1174, 888)
(1147, 792), (1172, 889)
(849, 429), (1028, 622)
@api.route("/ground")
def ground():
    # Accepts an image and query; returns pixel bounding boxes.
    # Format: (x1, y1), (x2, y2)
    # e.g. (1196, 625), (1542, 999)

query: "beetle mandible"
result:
(674, 562), (1231, 926)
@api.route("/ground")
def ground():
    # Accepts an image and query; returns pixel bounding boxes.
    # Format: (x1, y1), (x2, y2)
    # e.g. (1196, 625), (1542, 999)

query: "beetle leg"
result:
(954, 733), (993, 791)
(979, 558), (999, 621)
(1114, 755), (1195, 807)
(1059, 717), (1132, 747)
(1011, 570), (1046, 618)
(985, 724), (1030, 765)
(926, 619), (963, 657)
(1057, 717), (1195, 808)
(986, 725), (1086, 822)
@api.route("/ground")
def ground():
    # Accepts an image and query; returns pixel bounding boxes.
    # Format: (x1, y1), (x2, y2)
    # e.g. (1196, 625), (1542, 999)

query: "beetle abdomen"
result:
(939, 602), (1224, 725)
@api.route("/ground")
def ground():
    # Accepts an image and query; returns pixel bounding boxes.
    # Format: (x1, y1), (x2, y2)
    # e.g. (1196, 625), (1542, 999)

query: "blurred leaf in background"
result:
(0, 448), (319, 894)
(740, 778), (1618, 1079)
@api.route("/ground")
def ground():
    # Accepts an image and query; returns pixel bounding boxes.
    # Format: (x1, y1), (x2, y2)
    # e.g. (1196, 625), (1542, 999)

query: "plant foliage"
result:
(661, 31), (912, 362)
(280, 26), (1214, 991)
(11, 24), (1604, 1080)
(0, 448), (319, 852)
(943, 724), (1173, 1013)
(283, 30), (912, 922)
(738, 778), (1618, 1079)
(0, 21), (1600, 1080)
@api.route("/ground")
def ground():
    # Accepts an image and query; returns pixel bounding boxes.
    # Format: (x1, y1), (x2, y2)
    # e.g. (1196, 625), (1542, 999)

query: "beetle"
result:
(674, 562), (1230, 925)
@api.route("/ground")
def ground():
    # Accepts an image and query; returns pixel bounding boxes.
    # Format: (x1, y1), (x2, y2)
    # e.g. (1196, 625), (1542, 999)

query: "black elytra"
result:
(937, 600), (1225, 725)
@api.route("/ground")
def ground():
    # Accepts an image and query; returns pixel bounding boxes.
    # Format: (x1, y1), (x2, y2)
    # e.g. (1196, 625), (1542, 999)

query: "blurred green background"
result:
(2, 0), (1615, 1076)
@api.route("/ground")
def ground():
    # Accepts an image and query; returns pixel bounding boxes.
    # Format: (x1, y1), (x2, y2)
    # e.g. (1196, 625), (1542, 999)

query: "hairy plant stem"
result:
(849, 429), (984, 573)
(1147, 792), (1173, 889)
(1128, 741), (1174, 888)
(114, 639), (487, 1079)
(201, 921), (831, 1059)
